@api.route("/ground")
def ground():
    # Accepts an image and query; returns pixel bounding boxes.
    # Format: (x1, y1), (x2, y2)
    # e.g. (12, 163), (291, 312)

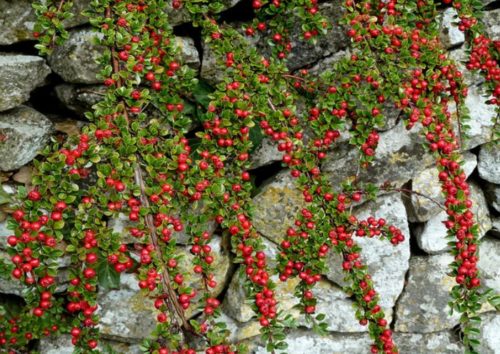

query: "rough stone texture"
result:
(55, 84), (105, 116)
(48, 28), (200, 84)
(0, 106), (53, 171)
(475, 312), (500, 354)
(164, 0), (241, 26)
(394, 253), (460, 332)
(252, 171), (304, 243)
(478, 142), (500, 184)
(0, 55), (51, 112)
(250, 138), (282, 169)
(393, 331), (464, 353)
(483, 9), (500, 41)
(0, 220), (10, 249)
(483, 181), (500, 213)
(408, 151), (477, 222)
(284, 2), (348, 71)
(323, 122), (433, 189)
(415, 181), (492, 254)
(440, 8), (465, 49)
(253, 331), (373, 354)
(325, 193), (410, 311)
(39, 334), (142, 354)
(455, 85), (497, 150)
(97, 273), (158, 342)
(492, 217), (500, 238)
(448, 46), (485, 87)
(478, 237), (500, 293)
(0, 0), (91, 45)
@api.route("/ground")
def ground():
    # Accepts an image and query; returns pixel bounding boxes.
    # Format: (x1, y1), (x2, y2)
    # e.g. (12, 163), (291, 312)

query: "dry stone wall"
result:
(0, 1), (499, 353)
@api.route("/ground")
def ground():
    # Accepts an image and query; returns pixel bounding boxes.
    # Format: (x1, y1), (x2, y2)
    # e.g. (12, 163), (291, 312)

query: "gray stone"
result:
(0, 219), (11, 249)
(393, 331), (464, 353)
(325, 193), (410, 311)
(323, 121), (433, 189)
(475, 312), (500, 354)
(285, 2), (348, 71)
(415, 181), (492, 254)
(408, 151), (476, 222)
(448, 46), (485, 87)
(439, 8), (464, 49)
(250, 138), (282, 169)
(253, 331), (372, 354)
(394, 253), (460, 333)
(483, 182), (500, 213)
(164, 0), (241, 26)
(0, 55), (51, 112)
(48, 28), (200, 84)
(0, 0), (90, 45)
(478, 142), (500, 184)
(491, 217), (500, 238)
(478, 237), (500, 293)
(0, 106), (53, 171)
(252, 171), (304, 243)
(97, 272), (157, 342)
(55, 84), (105, 116)
(456, 85), (497, 150)
(39, 334), (143, 354)
(483, 9), (500, 41)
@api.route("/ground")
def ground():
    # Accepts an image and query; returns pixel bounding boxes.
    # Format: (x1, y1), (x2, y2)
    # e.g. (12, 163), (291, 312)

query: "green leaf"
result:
(97, 261), (120, 291)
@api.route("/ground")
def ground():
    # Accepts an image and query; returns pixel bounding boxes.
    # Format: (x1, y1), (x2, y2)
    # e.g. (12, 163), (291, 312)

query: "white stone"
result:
(478, 142), (500, 184)
(476, 312), (500, 354)
(478, 237), (500, 293)
(440, 8), (464, 48)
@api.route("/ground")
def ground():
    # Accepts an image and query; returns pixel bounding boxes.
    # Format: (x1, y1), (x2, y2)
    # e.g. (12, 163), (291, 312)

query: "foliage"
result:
(1, 0), (499, 353)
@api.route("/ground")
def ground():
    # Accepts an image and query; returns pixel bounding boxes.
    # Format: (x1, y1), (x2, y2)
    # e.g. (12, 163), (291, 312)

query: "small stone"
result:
(415, 181), (491, 254)
(478, 142), (500, 184)
(0, 106), (53, 171)
(439, 8), (464, 49)
(478, 237), (500, 293)
(394, 253), (460, 333)
(475, 312), (500, 354)
(408, 151), (477, 222)
(325, 193), (410, 311)
(0, 0), (90, 45)
(323, 121), (433, 189)
(393, 331), (464, 353)
(252, 171), (304, 243)
(0, 55), (51, 112)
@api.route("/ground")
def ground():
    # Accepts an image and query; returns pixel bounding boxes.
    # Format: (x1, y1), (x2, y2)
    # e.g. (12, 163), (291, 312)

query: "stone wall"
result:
(0, 1), (499, 353)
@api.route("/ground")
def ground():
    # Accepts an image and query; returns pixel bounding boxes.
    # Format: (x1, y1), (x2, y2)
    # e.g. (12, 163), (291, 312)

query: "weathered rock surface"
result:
(0, 0), (91, 45)
(483, 181), (500, 213)
(478, 237), (500, 293)
(475, 312), (500, 354)
(55, 84), (105, 116)
(483, 9), (500, 41)
(250, 139), (282, 169)
(48, 28), (199, 84)
(323, 122), (433, 188)
(478, 142), (500, 184)
(0, 106), (53, 171)
(408, 151), (477, 222)
(415, 182), (491, 254)
(440, 8), (465, 49)
(252, 171), (304, 243)
(325, 193), (410, 311)
(0, 55), (51, 112)
(39, 334), (142, 354)
(393, 331), (464, 353)
(394, 253), (460, 332)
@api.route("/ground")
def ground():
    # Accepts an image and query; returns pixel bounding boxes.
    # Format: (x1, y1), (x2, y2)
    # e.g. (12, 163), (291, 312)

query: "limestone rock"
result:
(285, 2), (348, 71)
(252, 171), (304, 243)
(253, 331), (372, 354)
(55, 84), (105, 116)
(0, 219), (10, 249)
(0, 106), (53, 171)
(456, 85), (497, 150)
(439, 8), (464, 49)
(394, 253), (460, 333)
(448, 46), (485, 87)
(0, 55), (51, 112)
(97, 273), (157, 342)
(164, 0), (241, 26)
(250, 139), (282, 169)
(491, 217), (500, 238)
(475, 312), (500, 354)
(415, 181), (491, 254)
(483, 9), (500, 41)
(478, 237), (500, 293)
(325, 193), (410, 311)
(393, 331), (463, 353)
(39, 334), (143, 354)
(408, 151), (477, 222)
(0, 0), (90, 45)
(323, 121), (433, 188)
(483, 182), (500, 213)
(478, 142), (500, 184)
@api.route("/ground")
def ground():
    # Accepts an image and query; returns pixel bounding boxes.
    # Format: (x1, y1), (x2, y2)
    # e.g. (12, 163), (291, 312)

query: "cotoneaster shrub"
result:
(1, 0), (499, 353)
